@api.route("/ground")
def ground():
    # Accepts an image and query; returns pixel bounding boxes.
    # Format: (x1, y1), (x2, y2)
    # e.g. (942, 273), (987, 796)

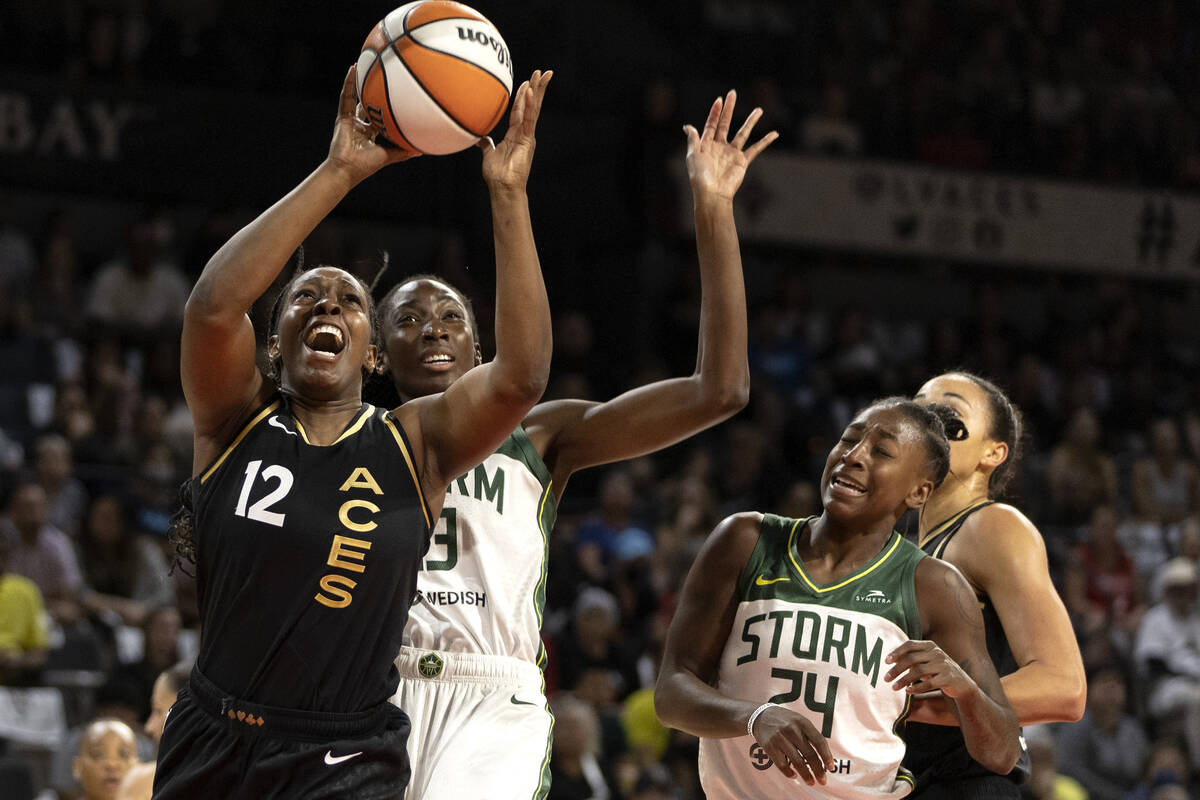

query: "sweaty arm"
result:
(402, 72), (554, 510)
(889, 557), (1020, 774)
(921, 505), (1086, 725)
(183, 65), (409, 470)
(655, 513), (834, 784)
(527, 92), (776, 494)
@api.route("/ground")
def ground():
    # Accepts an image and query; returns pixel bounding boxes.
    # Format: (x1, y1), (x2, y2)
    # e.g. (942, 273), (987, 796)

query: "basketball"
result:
(355, 1), (514, 156)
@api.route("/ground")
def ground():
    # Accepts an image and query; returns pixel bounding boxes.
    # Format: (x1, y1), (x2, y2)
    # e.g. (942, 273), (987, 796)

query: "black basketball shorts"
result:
(153, 668), (411, 799)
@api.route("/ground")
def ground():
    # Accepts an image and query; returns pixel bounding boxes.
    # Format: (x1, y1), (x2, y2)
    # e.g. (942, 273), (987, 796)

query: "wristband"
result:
(746, 701), (779, 738)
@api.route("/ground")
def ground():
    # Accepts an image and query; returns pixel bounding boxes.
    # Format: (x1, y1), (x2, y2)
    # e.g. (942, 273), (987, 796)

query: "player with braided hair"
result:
(155, 66), (553, 799)
(656, 397), (1020, 800)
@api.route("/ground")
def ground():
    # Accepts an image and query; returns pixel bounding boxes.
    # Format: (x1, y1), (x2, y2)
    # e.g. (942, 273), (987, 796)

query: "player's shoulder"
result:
(958, 502), (1044, 551)
(705, 512), (765, 553)
(951, 502), (1048, 587)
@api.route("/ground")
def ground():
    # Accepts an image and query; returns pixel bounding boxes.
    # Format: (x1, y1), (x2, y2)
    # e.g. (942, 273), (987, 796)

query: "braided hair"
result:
(866, 396), (958, 489)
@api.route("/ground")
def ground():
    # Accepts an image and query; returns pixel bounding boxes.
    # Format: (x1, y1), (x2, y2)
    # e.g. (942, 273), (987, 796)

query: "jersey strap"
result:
(199, 398), (282, 485)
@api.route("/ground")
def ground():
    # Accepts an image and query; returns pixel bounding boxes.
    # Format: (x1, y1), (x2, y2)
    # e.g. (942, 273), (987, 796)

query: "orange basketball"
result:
(355, 1), (513, 155)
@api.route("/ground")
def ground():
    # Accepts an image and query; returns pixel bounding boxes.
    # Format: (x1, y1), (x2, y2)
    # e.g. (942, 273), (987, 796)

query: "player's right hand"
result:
(327, 64), (418, 185)
(751, 705), (836, 785)
(683, 90), (777, 201)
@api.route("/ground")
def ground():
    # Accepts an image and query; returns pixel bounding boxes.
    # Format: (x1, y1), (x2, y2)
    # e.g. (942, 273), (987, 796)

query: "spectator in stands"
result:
(1120, 737), (1192, 800)
(115, 659), (190, 800)
(84, 217), (188, 337)
(0, 480), (84, 629)
(78, 494), (172, 629)
(109, 605), (181, 722)
(1055, 663), (1148, 800)
(549, 692), (620, 800)
(1134, 558), (1200, 770)
(1022, 724), (1088, 800)
(1064, 504), (1145, 648)
(35, 434), (88, 539)
(71, 718), (138, 800)
(557, 587), (641, 699)
(0, 524), (48, 684)
(1131, 417), (1200, 530)
(51, 684), (154, 800)
(1047, 406), (1119, 526)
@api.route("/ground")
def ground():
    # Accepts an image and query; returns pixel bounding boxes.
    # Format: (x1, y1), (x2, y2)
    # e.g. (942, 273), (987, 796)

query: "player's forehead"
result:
(846, 405), (916, 443)
(389, 278), (465, 309)
(915, 374), (982, 413)
(292, 266), (364, 292)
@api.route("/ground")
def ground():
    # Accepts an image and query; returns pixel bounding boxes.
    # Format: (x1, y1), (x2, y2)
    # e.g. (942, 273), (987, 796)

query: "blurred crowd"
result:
(2, 1), (1200, 800)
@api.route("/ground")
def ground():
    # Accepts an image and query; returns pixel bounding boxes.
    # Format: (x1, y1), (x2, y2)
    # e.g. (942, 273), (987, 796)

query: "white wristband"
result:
(746, 702), (779, 738)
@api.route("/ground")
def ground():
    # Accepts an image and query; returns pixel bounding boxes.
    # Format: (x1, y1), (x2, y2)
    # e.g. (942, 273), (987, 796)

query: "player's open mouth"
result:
(421, 352), (455, 371)
(305, 324), (346, 357)
(830, 475), (867, 495)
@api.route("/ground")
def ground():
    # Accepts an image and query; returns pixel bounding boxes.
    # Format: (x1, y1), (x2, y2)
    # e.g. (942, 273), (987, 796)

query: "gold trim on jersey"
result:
(787, 523), (904, 594)
(199, 401), (281, 485)
(533, 480), (554, 671)
(917, 500), (992, 555)
(382, 414), (432, 529)
(333, 405), (375, 444)
(289, 405), (374, 446)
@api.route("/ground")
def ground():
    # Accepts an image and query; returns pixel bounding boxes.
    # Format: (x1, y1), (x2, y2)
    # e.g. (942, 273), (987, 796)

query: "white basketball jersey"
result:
(404, 427), (556, 667)
(699, 515), (925, 800)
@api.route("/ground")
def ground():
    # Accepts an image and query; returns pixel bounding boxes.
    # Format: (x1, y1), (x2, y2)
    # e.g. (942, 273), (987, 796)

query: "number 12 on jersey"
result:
(234, 459), (294, 527)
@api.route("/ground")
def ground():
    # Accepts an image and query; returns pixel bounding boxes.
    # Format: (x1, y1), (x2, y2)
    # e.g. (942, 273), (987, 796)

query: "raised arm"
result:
(655, 513), (835, 786)
(183, 66), (410, 471)
(525, 91), (775, 493)
(401, 72), (553, 498)
(888, 558), (1021, 775)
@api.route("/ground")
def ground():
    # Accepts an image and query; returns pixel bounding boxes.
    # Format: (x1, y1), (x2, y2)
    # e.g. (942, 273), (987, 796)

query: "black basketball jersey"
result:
(902, 501), (1032, 786)
(192, 395), (431, 713)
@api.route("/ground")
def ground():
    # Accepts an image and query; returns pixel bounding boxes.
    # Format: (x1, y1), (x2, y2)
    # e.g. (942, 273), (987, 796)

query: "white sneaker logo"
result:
(324, 750), (363, 766)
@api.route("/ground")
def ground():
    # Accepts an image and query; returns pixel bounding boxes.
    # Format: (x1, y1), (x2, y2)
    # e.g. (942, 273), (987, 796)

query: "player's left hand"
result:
(684, 90), (778, 201)
(480, 69), (553, 190)
(884, 640), (979, 700)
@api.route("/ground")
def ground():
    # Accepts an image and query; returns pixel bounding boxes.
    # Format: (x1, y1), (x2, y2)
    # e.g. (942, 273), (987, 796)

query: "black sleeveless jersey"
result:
(191, 396), (431, 713)
(902, 501), (1031, 786)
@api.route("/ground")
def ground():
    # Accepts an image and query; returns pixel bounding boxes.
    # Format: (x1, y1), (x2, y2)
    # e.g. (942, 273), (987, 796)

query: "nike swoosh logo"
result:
(510, 694), (536, 706)
(324, 751), (363, 766)
(269, 416), (297, 436)
(755, 575), (790, 586)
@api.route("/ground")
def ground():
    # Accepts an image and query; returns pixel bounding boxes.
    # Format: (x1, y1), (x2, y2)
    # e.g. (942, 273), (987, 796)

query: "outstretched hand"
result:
(327, 64), (418, 185)
(479, 69), (553, 190)
(684, 90), (777, 201)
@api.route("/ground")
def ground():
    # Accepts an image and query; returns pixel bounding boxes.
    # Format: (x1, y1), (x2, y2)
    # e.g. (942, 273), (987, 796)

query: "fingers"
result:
(700, 97), (722, 144)
(507, 80), (530, 132)
(520, 69), (552, 134)
(682, 124), (699, 153)
(476, 135), (495, 153)
(729, 106), (761, 149)
(744, 129), (779, 161)
(715, 89), (736, 142)
(339, 64), (359, 119)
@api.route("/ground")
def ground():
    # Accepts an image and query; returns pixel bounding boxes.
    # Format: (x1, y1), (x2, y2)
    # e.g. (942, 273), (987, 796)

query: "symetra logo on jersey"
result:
(853, 588), (891, 605)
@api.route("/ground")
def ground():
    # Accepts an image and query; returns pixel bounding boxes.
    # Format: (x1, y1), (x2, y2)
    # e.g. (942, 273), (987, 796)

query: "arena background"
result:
(1, 2), (1199, 798)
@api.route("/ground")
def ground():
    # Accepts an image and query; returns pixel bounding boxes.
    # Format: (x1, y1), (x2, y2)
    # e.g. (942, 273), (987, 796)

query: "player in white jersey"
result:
(377, 92), (777, 799)
(655, 398), (1021, 799)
